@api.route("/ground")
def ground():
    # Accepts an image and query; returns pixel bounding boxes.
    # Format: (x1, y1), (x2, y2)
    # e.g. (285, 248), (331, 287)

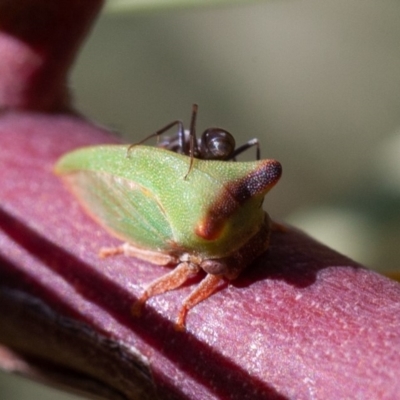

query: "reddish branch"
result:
(1, 1), (400, 399)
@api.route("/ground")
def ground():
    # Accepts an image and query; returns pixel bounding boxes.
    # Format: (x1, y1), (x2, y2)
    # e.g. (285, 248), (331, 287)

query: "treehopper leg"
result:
(99, 243), (177, 265)
(131, 261), (199, 318)
(176, 274), (223, 331)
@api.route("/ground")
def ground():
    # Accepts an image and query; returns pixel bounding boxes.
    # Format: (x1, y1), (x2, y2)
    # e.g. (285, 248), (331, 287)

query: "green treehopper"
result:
(55, 106), (282, 330)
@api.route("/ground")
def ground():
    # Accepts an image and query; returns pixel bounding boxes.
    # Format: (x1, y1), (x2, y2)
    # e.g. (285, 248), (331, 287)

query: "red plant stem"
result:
(0, 0), (103, 112)
(2, 112), (400, 399)
(1, 1), (400, 399)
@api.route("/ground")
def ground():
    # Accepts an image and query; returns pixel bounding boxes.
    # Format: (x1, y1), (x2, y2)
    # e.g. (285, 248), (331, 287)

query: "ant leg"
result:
(229, 138), (260, 160)
(127, 120), (186, 155)
(184, 104), (199, 179)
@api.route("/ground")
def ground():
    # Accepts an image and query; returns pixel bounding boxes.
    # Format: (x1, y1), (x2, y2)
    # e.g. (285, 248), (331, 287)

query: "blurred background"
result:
(3, 0), (400, 398)
(71, 0), (400, 273)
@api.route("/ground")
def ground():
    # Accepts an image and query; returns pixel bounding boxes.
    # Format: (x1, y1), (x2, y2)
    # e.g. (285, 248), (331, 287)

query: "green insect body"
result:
(55, 144), (282, 329)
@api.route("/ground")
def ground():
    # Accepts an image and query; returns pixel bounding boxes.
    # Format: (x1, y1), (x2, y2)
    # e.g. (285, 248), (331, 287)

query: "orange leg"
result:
(175, 274), (223, 331)
(131, 262), (198, 317)
(99, 243), (176, 265)
(99, 245), (125, 258)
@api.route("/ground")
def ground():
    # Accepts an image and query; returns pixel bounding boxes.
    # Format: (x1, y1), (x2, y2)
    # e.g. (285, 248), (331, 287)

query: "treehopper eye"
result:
(54, 106), (282, 330)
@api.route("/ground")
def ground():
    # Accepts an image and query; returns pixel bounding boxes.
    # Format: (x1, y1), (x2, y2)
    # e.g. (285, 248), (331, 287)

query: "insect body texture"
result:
(55, 144), (281, 329)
